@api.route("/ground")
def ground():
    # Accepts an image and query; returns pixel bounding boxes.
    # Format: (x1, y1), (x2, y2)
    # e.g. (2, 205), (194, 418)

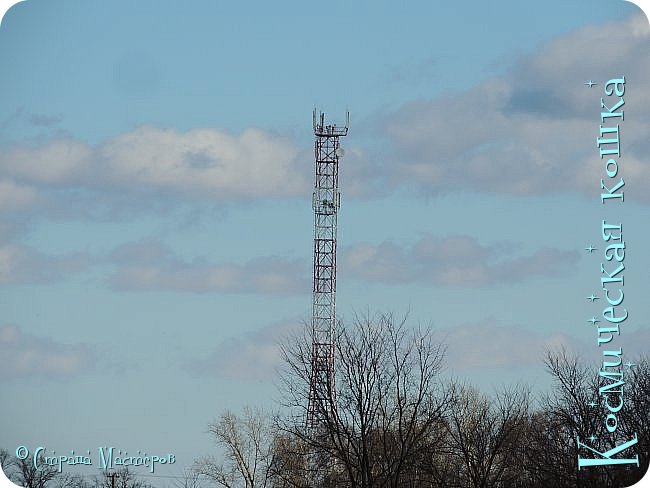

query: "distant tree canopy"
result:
(195, 312), (649, 488)
(1, 448), (58, 488)
(0, 457), (154, 488)
(2, 314), (648, 488)
(195, 406), (274, 488)
(276, 311), (450, 488)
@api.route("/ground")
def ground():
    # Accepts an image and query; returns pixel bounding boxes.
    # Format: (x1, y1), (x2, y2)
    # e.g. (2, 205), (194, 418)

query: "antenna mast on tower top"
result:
(307, 109), (349, 428)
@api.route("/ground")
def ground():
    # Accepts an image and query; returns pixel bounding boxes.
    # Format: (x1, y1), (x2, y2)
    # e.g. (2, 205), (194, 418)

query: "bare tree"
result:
(266, 434), (310, 488)
(171, 468), (206, 488)
(618, 355), (649, 478)
(441, 384), (530, 488)
(0, 449), (10, 474)
(195, 406), (274, 488)
(1, 448), (59, 488)
(525, 349), (648, 488)
(524, 349), (603, 488)
(93, 468), (152, 488)
(52, 473), (93, 488)
(278, 311), (450, 488)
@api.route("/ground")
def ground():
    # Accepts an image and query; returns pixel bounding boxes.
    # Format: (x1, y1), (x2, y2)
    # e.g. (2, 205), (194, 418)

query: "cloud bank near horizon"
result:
(340, 235), (579, 287)
(0, 324), (95, 379)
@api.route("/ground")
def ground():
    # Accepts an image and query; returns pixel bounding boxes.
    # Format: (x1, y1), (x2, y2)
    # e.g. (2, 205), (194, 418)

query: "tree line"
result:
(196, 312), (648, 488)
(2, 312), (648, 487)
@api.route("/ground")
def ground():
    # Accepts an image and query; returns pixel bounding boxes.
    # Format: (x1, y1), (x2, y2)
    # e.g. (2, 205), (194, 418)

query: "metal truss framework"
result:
(307, 110), (349, 428)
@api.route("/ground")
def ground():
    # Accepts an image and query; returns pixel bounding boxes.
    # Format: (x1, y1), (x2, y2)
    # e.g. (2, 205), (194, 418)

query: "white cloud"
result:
(0, 179), (38, 212)
(592, 325), (650, 359)
(340, 235), (579, 287)
(0, 243), (89, 285)
(442, 321), (650, 371)
(108, 241), (309, 294)
(110, 235), (573, 295)
(0, 126), (307, 201)
(1, 16), (647, 212)
(185, 318), (650, 380)
(186, 317), (637, 379)
(381, 14), (650, 200)
(443, 319), (585, 370)
(187, 319), (299, 381)
(0, 324), (94, 379)
(2, 138), (91, 184)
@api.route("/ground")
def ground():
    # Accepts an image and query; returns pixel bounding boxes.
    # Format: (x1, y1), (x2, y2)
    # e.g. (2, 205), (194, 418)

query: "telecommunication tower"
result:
(307, 109), (349, 428)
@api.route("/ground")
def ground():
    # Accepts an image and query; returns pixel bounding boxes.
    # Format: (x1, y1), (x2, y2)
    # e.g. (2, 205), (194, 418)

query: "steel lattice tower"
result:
(307, 109), (349, 428)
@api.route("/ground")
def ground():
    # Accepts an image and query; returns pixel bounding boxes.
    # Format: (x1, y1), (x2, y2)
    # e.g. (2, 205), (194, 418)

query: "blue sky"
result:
(1, 0), (649, 481)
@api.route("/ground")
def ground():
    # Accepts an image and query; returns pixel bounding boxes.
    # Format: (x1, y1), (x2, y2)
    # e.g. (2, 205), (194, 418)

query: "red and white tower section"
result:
(307, 110), (349, 428)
